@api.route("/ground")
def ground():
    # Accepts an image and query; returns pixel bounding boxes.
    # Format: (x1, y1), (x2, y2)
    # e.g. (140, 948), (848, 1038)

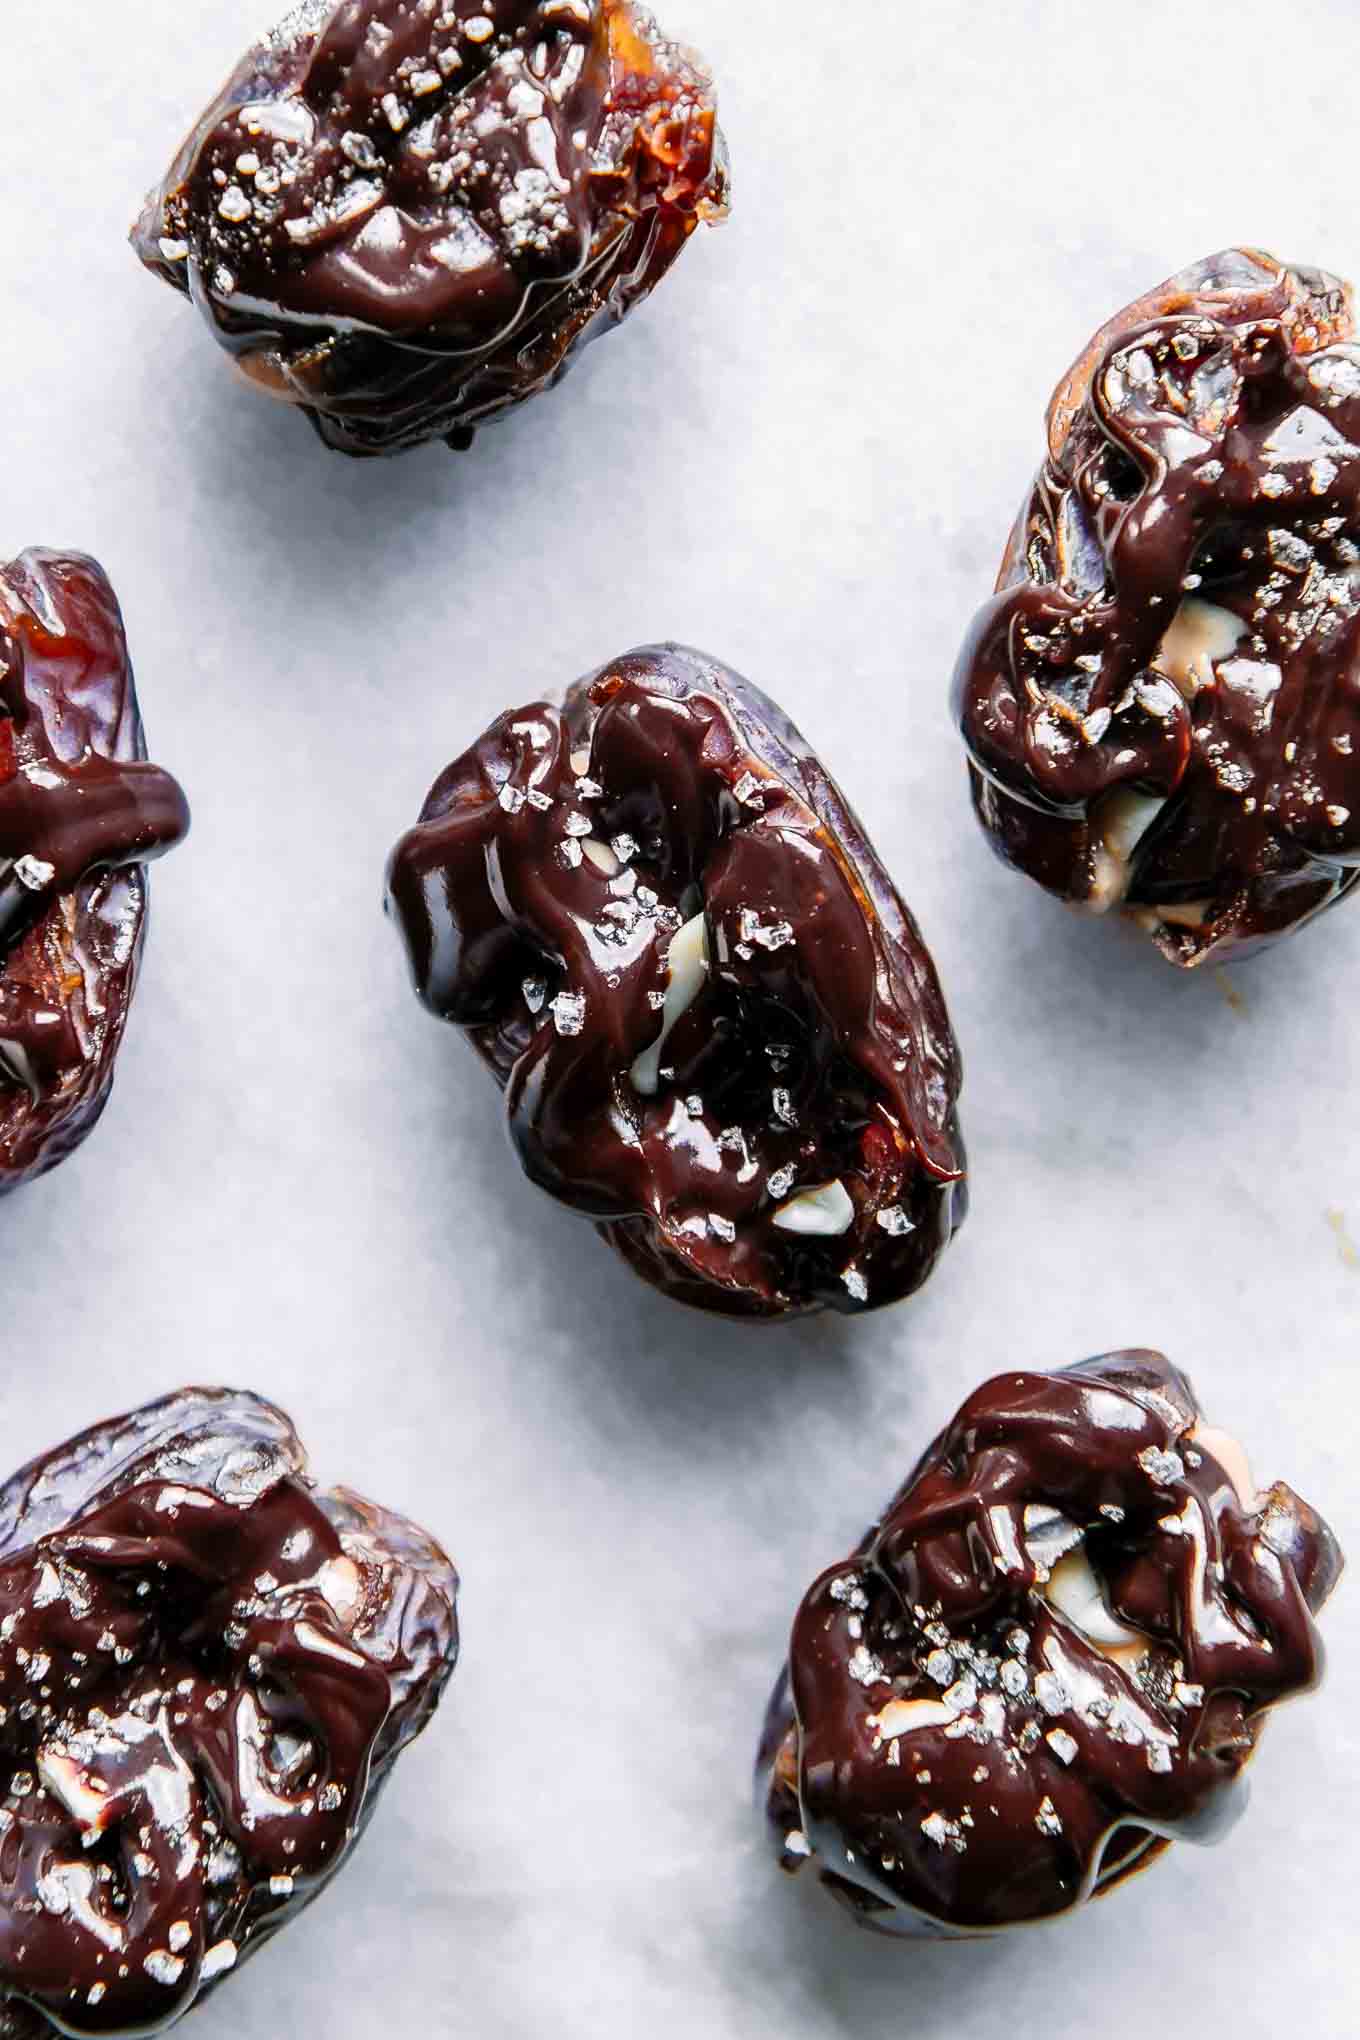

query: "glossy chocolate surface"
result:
(759, 1351), (1341, 1935)
(388, 644), (966, 1319)
(134, 0), (727, 458)
(955, 249), (1360, 964)
(0, 1389), (459, 2036)
(0, 552), (188, 1193)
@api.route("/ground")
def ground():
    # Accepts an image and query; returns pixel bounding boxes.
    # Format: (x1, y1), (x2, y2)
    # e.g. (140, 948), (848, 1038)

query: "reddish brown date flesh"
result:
(134, 0), (728, 459)
(955, 249), (1360, 965)
(0, 551), (188, 1192)
(0, 1390), (459, 2037)
(759, 1351), (1341, 1936)
(387, 644), (966, 1321)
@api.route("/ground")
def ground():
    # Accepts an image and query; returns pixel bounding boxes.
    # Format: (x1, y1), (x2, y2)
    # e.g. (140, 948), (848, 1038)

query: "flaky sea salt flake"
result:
(847, 1646), (884, 1688)
(550, 991), (586, 1036)
(1138, 1446), (1185, 1486)
(1034, 1796), (1063, 1837)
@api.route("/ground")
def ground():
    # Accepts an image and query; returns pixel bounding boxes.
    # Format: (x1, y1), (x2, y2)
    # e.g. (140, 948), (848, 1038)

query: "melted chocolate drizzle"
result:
(0, 1390), (458, 2037)
(955, 248), (1360, 964)
(759, 1351), (1341, 1936)
(0, 552), (188, 1192)
(134, 0), (727, 457)
(387, 644), (965, 1319)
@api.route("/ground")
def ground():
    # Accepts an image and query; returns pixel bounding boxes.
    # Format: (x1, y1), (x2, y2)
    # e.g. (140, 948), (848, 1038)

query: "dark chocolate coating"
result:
(133, 0), (727, 459)
(387, 644), (966, 1319)
(759, 1351), (1341, 1936)
(955, 249), (1360, 964)
(0, 552), (189, 1192)
(0, 1390), (459, 2036)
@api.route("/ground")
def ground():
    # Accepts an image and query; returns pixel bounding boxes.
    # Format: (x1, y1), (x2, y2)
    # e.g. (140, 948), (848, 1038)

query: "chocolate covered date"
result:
(955, 249), (1360, 964)
(387, 644), (966, 1319)
(758, 1351), (1341, 1935)
(134, 0), (728, 458)
(0, 1389), (459, 2035)
(0, 551), (188, 1192)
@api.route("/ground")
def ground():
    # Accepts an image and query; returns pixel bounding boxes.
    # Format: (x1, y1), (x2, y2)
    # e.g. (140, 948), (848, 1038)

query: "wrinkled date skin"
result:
(758, 1351), (1341, 1937)
(387, 644), (966, 1320)
(955, 248), (1360, 965)
(0, 552), (189, 1193)
(0, 1390), (459, 2037)
(134, 0), (728, 458)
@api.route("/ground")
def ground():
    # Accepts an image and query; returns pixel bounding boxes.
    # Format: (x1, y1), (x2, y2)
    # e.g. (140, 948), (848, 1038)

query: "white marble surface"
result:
(1, 0), (1358, 2033)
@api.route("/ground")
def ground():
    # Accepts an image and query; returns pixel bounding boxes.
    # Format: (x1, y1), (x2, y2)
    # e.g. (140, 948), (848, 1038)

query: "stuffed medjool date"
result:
(0, 1389), (459, 2035)
(0, 550), (188, 1191)
(134, 0), (728, 458)
(388, 644), (965, 1319)
(759, 1350), (1341, 1935)
(956, 249), (1360, 964)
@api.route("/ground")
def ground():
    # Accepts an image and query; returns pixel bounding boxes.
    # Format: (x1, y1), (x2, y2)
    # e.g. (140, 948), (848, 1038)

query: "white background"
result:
(2, 2), (1357, 2034)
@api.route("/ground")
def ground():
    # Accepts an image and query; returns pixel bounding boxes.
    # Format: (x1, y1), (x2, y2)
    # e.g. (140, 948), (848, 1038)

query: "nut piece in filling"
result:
(0, 551), (189, 1192)
(387, 643), (966, 1320)
(758, 1351), (1341, 1935)
(955, 248), (1360, 964)
(0, 1389), (459, 2035)
(133, 0), (729, 459)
